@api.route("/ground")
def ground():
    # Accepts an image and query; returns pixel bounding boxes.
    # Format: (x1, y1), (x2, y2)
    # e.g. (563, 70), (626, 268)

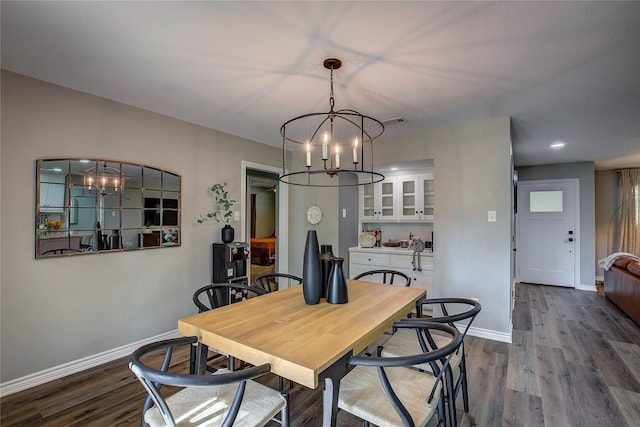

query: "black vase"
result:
(221, 224), (234, 243)
(320, 244), (334, 298)
(302, 230), (322, 305)
(326, 257), (348, 304)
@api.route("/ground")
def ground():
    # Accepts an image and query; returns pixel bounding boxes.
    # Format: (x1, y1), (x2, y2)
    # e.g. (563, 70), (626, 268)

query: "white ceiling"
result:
(2, 1), (639, 170)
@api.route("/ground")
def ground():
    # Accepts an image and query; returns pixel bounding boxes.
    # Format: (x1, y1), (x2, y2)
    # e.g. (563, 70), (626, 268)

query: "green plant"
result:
(197, 182), (236, 224)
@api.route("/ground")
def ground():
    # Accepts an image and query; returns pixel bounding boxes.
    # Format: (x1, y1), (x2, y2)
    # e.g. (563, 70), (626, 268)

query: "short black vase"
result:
(326, 257), (348, 304)
(302, 230), (322, 305)
(221, 224), (234, 243)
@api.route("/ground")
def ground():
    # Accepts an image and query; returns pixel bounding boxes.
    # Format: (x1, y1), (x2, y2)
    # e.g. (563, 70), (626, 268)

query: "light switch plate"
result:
(488, 210), (496, 222)
(234, 211), (240, 221)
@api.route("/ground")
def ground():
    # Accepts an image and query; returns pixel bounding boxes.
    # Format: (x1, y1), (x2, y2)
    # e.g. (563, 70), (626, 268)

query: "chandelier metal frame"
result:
(82, 162), (126, 197)
(279, 58), (385, 187)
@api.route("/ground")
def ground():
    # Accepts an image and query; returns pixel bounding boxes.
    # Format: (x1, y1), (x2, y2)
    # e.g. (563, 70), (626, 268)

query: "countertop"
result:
(349, 246), (433, 256)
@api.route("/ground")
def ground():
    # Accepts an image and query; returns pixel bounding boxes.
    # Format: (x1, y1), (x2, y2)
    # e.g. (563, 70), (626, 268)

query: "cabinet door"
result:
(420, 174), (434, 221)
(398, 176), (420, 221)
(359, 183), (376, 221)
(378, 179), (397, 220)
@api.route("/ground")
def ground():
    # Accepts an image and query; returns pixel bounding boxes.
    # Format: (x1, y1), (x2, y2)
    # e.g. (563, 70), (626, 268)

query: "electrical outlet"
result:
(234, 211), (240, 221)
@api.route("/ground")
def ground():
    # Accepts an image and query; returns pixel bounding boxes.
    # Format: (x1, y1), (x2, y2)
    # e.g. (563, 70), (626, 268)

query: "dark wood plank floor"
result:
(2, 283), (639, 426)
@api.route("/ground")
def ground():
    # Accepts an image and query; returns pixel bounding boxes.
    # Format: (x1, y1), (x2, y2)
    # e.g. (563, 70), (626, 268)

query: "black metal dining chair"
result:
(252, 273), (302, 292)
(353, 269), (411, 286)
(380, 297), (481, 427)
(338, 321), (462, 427)
(191, 283), (268, 373)
(129, 336), (289, 427)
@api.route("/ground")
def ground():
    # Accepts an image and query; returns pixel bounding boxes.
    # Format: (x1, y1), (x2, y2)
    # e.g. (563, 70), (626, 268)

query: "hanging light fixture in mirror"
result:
(279, 58), (385, 187)
(83, 161), (125, 197)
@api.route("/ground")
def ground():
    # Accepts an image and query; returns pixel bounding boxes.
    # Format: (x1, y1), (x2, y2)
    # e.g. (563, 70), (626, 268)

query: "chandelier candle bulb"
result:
(335, 145), (340, 169)
(353, 138), (358, 163)
(322, 132), (329, 160)
(306, 142), (312, 167)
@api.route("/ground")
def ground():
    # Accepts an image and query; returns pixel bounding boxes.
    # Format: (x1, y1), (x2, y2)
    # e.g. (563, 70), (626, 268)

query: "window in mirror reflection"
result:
(36, 159), (181, 258)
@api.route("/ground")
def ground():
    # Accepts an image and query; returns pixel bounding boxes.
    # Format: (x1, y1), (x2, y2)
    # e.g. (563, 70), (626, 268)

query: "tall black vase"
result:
(221, 224), (234, 243)
(320, 244), (334, 298)
(326, 257), (348, 304)
(302, 230), (322, 305)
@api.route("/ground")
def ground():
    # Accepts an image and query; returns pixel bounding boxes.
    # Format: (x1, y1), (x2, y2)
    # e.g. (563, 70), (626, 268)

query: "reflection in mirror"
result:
(36, 159), (181, 258)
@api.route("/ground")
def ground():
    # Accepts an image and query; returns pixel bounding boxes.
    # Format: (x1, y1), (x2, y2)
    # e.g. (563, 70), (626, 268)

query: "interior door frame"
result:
(241, 161), (289, 277)
(516, 178), (580, 287)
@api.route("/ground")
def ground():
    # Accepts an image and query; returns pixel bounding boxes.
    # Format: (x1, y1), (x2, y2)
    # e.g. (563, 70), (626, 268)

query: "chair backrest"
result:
(252, 273), (302, 292)
(348, 321), (462, 424)
(353, 269), (411, 286)
(129, 336), (274, 427)
(413, 297), (482, 338)
(193, 283), (267, 312)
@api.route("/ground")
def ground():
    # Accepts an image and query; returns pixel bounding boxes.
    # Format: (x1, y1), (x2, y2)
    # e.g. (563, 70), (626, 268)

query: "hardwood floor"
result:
(2, 283), (639, 426)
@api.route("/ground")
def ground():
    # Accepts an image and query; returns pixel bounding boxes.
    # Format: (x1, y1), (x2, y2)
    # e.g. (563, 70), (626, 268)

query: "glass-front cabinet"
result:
(359, 178), (397, 221)
(35, 159), (181, 258)
(398, 173), (434, 221)
(359, 171), (434, 223)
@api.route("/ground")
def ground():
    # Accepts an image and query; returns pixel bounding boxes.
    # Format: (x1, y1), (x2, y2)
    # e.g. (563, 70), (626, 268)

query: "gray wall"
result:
(373, 117), (514, 336)
(517, 162), (596, 287)
(0, 71), (282, 382)
(338, 173), (359, 278)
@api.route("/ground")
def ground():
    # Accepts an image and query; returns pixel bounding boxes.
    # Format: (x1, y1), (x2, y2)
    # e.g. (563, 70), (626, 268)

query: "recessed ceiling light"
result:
(550, 141), (565, 149)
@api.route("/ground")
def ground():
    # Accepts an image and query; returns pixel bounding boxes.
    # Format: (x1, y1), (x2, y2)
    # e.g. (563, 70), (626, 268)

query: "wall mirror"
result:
(36, 159), (181, 258)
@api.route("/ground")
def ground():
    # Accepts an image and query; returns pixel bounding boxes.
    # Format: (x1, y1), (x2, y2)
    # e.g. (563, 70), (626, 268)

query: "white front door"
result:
(516, 179), (578, 287)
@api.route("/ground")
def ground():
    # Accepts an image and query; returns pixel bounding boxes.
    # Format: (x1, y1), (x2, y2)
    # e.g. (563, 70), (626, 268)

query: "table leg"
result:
(195, 342), (208, 374)
(320, 351), (352, 427)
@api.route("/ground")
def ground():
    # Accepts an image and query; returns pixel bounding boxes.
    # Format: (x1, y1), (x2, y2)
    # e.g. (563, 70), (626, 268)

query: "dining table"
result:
(178, 279), (425, 426)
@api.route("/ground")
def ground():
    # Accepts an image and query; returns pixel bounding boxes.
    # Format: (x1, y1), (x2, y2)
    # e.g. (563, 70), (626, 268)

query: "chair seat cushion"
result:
(381, 329), (461, 372)
(338, 364), (441, 427)
(144, 380), (286, 427)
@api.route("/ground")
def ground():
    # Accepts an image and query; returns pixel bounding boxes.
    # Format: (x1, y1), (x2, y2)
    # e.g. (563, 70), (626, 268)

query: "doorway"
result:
(241, 161), (289, 284)
(516, 179), (579, 287)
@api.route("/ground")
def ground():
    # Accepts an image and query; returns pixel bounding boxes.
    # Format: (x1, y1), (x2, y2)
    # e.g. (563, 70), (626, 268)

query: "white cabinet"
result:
(398, 173), (434, 221)
(359, 172), (433, 223)
(359, 178), (397, 221)
(40, 173), (66, 213)
(349, 247), (432, 293)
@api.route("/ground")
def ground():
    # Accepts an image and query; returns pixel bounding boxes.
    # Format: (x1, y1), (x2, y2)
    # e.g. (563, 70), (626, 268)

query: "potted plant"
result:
(198, 182), (236, 242)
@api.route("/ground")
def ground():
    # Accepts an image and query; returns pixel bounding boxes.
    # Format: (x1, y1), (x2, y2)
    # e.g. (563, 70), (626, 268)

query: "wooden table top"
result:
(178, 279), (425, 389)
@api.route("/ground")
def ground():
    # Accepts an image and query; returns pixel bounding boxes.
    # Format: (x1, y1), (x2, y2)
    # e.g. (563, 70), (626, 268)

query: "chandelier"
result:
(83, 162), (125, 197)
(279, 58), (385, 187)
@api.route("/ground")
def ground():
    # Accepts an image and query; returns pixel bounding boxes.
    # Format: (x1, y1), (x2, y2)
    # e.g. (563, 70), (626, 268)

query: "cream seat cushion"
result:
(339, 364), (441, 427)
(381, 329), (461, 372)
(144, 380), (285, 427)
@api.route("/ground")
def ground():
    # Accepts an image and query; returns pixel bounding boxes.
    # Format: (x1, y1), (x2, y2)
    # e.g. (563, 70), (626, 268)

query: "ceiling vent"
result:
(382, 117), (408, 126)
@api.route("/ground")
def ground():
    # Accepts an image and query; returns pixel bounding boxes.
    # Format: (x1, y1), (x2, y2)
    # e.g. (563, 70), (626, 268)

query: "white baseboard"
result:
(466, 325), (512, 344)
(0, 330), (181, 397)
(575, 283), (597, 292)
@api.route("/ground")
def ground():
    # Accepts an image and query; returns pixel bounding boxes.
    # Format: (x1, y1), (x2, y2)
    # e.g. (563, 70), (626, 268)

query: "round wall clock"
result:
(306, 205), (323, 224)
